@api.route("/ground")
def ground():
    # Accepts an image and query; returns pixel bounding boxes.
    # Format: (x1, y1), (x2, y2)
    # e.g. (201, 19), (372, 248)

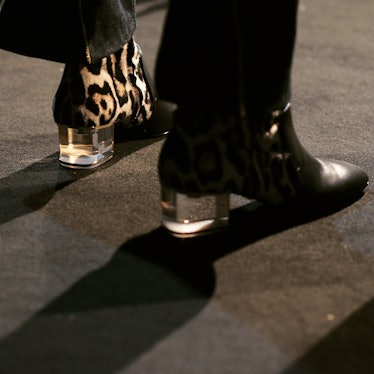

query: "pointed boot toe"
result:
(304, 158), (369, 205)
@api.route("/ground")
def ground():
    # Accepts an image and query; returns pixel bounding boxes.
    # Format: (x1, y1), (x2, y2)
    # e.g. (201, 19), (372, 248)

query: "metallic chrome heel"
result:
(161, 187), (230, 237)
(58, 124), (114, 169)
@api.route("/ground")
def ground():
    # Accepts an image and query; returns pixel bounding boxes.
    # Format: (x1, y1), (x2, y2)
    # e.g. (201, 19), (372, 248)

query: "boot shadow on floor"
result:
(0, 193), (370, 373)
(0, 135), (164, 225)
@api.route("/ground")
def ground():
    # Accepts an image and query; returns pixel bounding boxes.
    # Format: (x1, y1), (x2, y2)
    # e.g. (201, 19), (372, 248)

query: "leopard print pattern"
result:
(53, 37), (154, 129)
(158, 105), (302, 205)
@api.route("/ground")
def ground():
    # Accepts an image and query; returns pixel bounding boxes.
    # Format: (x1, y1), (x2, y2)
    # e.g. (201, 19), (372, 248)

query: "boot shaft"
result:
(155, 0), (299, 116)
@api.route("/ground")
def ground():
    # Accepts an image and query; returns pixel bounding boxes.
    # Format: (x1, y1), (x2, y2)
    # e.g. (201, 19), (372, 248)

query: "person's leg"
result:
(53, 37), (154, 169)
(155, 0), (369, 236)
(155, 0), (239, 112)
(0, 0), (137, 64)
(155, 0), (295, 114)
(0, 0), (169, 169)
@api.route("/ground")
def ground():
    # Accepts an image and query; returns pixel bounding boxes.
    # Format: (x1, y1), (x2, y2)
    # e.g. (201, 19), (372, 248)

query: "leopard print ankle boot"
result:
(53, 37), (154, 169)
(158, 103), (369, 237)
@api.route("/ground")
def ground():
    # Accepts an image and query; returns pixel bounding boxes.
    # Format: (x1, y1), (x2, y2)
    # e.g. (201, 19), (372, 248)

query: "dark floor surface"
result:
(0, 1), (373, 373)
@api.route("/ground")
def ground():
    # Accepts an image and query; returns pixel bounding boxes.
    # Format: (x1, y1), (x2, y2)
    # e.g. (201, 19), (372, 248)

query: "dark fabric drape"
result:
(0, 0), (136, 64)
(155, 0), (298, 115)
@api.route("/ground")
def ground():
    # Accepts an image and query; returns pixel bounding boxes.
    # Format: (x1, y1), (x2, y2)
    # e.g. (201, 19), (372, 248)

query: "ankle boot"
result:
(158, 103), (369, 237)
(53, 37), (155, 169)
(155, 0), (368, 237)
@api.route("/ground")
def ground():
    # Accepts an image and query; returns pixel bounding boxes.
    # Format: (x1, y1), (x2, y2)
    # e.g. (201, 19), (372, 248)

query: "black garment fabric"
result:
(0, 0), (136, 64)
(155, 0), (298, 116)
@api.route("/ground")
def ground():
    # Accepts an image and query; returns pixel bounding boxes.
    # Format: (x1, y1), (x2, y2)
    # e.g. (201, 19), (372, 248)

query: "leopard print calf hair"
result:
(158, 105), (301, 205)
(53, 37), (154, 129)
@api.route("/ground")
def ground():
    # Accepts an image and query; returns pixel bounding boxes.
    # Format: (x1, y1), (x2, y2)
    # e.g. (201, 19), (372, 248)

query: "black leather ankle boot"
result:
(158, 103), (369, 236)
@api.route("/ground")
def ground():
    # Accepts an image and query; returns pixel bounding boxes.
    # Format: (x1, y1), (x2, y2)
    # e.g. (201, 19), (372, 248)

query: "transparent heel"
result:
(58, 124), (114, 169)
(161, 187), (230, 237)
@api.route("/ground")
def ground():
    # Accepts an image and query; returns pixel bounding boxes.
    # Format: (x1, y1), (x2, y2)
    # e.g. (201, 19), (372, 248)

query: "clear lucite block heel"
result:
(58, 124), (114, 169)
(161, 187), (230, 237)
